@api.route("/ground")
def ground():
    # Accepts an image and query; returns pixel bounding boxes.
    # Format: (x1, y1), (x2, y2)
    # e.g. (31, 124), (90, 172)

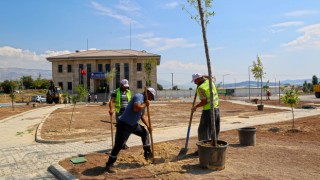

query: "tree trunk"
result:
(197, 0), (217, 147)
(260, 77), (263, 105)
(291, 105), (295, 130)
(69, 104), (76, 131)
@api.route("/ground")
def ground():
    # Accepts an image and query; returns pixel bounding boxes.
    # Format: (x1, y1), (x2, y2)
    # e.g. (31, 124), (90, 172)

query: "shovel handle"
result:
(110, 114), (114, 147)
(185, 91), (198, 149)
(144, 87), (154, 158)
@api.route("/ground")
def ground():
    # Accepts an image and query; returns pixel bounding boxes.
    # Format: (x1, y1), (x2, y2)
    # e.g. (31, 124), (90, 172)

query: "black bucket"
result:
(238, 127), (256, 146)
(196, 140), (228, 171)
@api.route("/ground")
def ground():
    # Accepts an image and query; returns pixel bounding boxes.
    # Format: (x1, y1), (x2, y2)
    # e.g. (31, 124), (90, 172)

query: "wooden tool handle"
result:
(144, 87), (154, 158)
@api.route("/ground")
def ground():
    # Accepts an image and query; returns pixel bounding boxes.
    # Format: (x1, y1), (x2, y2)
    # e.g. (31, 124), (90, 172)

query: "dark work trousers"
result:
(106, 121), (150, 166)
(198, 108), (220, 141)
(115, 109), (128, 147)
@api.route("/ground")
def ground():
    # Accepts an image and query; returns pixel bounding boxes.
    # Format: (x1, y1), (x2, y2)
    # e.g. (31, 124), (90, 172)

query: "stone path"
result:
(0, 101), (319, 179)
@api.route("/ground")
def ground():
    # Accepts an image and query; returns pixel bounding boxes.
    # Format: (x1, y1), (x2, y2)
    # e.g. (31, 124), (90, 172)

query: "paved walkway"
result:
(0, 101), (320, 179)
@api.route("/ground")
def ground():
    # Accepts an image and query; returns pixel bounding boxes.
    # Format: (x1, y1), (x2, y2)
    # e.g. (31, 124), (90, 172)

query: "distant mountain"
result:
(0, 67), (52, 81)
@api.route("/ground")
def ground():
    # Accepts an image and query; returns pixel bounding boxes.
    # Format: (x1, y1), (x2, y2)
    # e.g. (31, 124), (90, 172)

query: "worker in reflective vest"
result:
(191, 73), (220, 144)
(109, 79), (132, 149)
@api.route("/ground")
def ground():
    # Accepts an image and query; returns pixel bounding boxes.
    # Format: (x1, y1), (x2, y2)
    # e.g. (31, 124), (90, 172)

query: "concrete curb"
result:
(48, 163), (78, 180)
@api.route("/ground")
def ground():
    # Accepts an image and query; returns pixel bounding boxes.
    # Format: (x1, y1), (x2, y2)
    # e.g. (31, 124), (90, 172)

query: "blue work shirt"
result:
(119, 93), (145, 126)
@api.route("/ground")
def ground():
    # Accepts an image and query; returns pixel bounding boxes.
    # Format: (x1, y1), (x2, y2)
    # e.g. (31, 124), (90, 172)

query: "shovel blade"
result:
(178, 148), (188, 157)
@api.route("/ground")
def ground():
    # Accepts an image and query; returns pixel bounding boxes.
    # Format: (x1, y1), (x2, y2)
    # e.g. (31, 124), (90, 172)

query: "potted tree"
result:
(251, 56), (265, 111)
(184, 0), (228, 171)
(280, 86), (299, 131)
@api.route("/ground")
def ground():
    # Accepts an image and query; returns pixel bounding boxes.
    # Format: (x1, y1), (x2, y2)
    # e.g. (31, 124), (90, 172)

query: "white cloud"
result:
(91, 1), (142, 27)
(0, 46), (70, 70)
(270, 21), (304, 34)
(159, 60), (208, 72)
(271, 21), (304, 28)
(164, 2), (180, 9)
(116, 0), (140, 12)
(134, 33), (197, 51)
(282, 24), (320, 50)
(285, 10), (318, 17)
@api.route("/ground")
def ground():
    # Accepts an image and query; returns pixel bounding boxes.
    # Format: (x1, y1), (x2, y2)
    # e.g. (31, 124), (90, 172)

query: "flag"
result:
(80, 68), (87, 75)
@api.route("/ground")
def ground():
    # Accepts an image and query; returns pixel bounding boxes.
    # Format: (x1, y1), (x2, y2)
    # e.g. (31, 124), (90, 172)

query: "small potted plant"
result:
(251, 56), (265, 111)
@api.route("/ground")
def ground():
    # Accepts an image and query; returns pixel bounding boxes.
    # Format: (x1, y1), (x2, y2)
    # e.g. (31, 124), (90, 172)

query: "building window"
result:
(124, 63), (129, 80)
(137, 63), (142, 71)
(98, 64), (103, 72)
(58, 82), (63, 90)
(67, 82), (72, 90)
(116, 63), (120, 88)
(105, 64), (110, 73)
(79, 64), (84, 85)
(58, 65), (63, 73)
(87, 64), (92, 90)
(137, 80), (142, 89)
(67, 65), (72, 73)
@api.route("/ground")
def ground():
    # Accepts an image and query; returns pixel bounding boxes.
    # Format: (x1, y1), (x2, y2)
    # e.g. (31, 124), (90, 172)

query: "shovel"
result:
(144, 87), (164, 164)
(178, 92), (197, 156)
(110, 113), (114, 147)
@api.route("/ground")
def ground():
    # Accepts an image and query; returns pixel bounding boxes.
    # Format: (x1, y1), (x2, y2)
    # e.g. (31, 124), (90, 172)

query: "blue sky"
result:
(1, 0), (320, 86)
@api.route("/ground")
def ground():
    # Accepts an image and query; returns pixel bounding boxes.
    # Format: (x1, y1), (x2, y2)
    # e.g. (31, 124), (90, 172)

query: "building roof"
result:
(47, 49), (161, 64)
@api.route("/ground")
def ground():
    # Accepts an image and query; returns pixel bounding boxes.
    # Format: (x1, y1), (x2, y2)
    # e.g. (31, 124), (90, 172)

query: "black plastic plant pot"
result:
(257, 104), (264, 111)
(238, 127), (257, 146)
(196, 140), (228, 171)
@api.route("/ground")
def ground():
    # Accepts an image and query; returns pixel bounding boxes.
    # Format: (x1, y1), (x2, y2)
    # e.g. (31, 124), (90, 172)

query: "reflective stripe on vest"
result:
(196, 79), (219, 110)
(115, 88), (132, 113)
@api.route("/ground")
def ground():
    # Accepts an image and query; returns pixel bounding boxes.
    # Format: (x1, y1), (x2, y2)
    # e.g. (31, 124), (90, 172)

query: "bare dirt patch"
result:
(59, 115), (320, 179)
(0, 103), (52, 121)
(41, 100), (287, 140)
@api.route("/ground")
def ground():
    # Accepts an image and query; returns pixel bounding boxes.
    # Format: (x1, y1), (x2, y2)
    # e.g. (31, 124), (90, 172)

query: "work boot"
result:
(122, 144), (129, 150)
(105, 164), (116, 173)
(143, 146), (152, 160)
(144, 150), (152, 160)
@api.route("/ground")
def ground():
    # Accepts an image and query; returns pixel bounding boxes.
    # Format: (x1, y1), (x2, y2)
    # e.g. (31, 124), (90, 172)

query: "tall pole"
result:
(248, 65), (252, 101)
(274, 77), (276, 95)
(223, 75), (224, 90)
(223, 74), (230, 93)
(130, 23), (131, 50)
(171, 72), (173, 90)
(279, 80), (281, 104)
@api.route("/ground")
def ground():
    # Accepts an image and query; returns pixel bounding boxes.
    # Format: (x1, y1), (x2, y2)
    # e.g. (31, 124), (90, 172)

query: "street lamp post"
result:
(274, 77), (276, 96)
(248, 65), (252, 101)
(222, 74), (230, 94)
